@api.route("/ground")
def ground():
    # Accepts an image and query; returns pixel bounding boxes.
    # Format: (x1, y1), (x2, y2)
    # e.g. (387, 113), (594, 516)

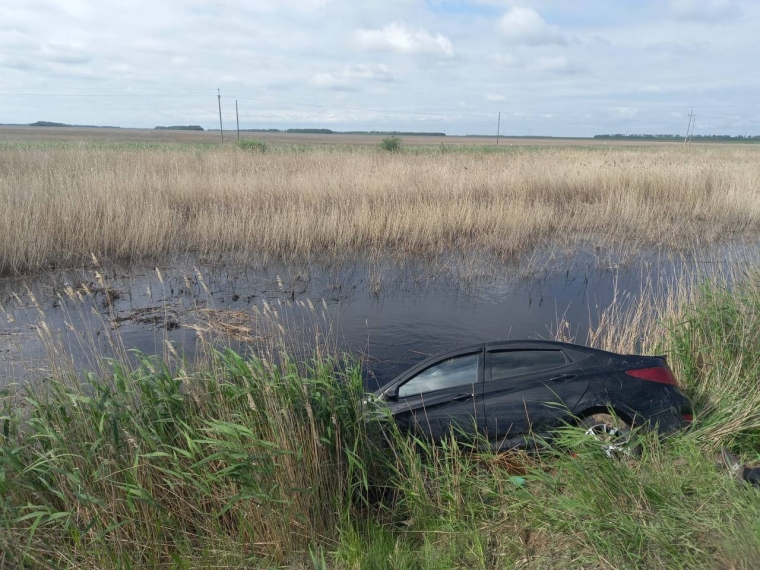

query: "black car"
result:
(374, 340), (692, 450)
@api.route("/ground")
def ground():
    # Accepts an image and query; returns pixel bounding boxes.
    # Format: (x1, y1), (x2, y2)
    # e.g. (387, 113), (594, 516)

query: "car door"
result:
(482, 344), (589, 446)
(386, 348), (485, 442)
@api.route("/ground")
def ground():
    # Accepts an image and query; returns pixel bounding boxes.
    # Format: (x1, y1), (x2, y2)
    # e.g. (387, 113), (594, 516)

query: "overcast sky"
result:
(1, 0), (758, 136)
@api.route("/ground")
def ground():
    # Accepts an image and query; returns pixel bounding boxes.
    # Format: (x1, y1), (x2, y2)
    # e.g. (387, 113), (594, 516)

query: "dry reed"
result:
(1, 144), (759, 274)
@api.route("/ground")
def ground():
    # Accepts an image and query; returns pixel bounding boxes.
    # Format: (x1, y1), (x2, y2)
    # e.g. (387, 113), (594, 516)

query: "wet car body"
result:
(374, 340), (692, 449)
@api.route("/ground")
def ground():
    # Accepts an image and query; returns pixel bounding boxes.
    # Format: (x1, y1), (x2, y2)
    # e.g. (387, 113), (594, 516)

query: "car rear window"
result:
(398, 353), (479, 398)
(489, 350), (566, 380)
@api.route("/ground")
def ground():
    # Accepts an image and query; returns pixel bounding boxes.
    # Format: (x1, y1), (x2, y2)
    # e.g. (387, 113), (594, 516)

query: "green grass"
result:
(236, 139), (267, 152)
(0, 352), (377, 567)
(380, 136), (402, 152)
(3, 277), (760, 568)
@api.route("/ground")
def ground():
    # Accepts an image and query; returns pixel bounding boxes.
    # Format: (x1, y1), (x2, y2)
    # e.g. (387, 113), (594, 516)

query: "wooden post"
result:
(496, 112), (501, 146)
(236, 100), (240, 141)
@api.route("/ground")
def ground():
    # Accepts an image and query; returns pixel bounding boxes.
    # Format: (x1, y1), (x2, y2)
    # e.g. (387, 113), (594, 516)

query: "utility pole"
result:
(236, 100), (240, 141)
(217, 89), (224, 144)
(689, 115), (696, 145)
(684, 109), (693, 147)
(496, 112), (501, 146)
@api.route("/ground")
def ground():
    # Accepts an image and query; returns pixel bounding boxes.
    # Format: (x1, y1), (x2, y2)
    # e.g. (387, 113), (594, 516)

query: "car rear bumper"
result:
(632, 387), (693, 435)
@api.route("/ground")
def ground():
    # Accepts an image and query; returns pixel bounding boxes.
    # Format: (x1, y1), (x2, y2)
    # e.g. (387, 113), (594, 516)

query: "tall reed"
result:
(0, 350), (381, 568)
(1, 144), (759, 274)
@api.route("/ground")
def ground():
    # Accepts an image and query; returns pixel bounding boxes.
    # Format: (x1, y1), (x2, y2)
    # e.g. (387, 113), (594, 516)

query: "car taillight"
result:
(625, 366), (679, 386)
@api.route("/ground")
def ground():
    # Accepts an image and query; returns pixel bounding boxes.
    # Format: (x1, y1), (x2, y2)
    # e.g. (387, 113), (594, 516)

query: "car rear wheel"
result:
(579, 413), (640, 459)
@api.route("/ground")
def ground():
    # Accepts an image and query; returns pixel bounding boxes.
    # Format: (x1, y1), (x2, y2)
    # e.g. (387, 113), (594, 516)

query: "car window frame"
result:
(396, 349), (484, 398)
(485, 348), (569, 383)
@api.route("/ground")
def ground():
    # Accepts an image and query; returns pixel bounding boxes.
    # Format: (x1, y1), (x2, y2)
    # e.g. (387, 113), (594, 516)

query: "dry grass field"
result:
(1, 135), (759, 274)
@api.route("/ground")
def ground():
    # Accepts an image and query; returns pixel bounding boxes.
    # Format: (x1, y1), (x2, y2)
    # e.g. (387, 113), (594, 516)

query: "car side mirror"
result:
(383, 387), (399, 401)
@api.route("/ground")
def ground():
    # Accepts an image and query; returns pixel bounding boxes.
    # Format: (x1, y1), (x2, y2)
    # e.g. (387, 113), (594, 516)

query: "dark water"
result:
(0, 247), (754, 389)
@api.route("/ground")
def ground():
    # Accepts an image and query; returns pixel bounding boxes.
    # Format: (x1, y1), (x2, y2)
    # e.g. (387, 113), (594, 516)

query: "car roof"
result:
(455, 339), (602, 354)
(375, 340), (611, 394)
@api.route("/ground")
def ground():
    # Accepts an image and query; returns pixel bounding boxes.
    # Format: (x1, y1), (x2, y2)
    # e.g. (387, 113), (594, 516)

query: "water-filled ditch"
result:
(1, 246), (755, 389)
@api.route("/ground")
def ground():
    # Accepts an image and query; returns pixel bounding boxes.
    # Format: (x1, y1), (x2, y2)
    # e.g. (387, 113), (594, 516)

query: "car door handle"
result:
(550, 374), (576, 382)
(452, 393), (474, 402)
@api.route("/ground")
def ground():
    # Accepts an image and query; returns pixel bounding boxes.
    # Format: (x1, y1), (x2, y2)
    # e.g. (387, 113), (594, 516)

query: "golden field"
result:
(1, 135), (759, 274)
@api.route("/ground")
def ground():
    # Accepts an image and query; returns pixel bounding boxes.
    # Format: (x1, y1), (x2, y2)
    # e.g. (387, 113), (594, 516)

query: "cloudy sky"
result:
(1, 0), (758, 136)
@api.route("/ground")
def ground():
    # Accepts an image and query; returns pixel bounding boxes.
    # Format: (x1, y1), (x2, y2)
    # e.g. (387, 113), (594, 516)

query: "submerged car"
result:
(374, 340), (692, 449)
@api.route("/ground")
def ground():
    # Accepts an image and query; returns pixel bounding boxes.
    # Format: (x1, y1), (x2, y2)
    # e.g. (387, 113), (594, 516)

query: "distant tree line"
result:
(29, 121), (120, 128)
(239, 128), (333, 134)
(30, 121), (70, 127)
(154, 125), (204, 131)
(462, 134), (569, 139)
(595, 133), (760, 142)
(239, 128), (446, 136)
(342, 130), (445, 136)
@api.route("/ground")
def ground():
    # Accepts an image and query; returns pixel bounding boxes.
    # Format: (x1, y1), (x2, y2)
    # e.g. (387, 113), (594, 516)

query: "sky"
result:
(1, 0), (759, 136)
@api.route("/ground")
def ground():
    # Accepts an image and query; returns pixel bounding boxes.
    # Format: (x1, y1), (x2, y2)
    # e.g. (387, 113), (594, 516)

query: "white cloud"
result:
(234, 0), (335, 13)
(0, 29), (35, 49)
(614, 107), (639, 118)
(485, 93), (507, 102)
(312, 73), (334, 88)
(133, 38), (174, 53)
(0, 55), (37, 71)
(646, 40), (707, 56)
(530, 55), (584, 75)
(313, 64), (394, 90)
(41, 41), (90, 65)
(669, 0), (740, 21)
(353, 22), (454, 57)
(344, 63), (394, 81)
(497, 7), (568, 46)
(492, 53), (518, 67)
(109, 62), (132, 73)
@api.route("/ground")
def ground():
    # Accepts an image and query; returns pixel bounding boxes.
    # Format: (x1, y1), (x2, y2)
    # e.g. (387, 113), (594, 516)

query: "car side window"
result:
(489, 350), (567, 381)
(398, 353), (479, 398)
